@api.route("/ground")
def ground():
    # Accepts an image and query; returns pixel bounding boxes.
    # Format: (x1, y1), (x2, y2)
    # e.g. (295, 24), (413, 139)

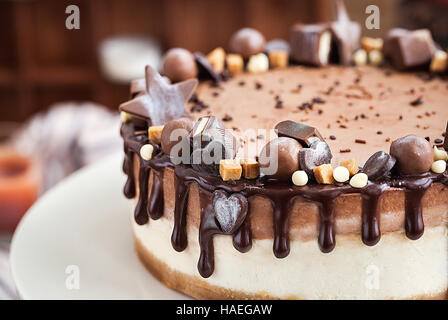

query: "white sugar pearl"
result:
(247, 53), (269, 73)
(368, 49), (383, 66)
(140, 144), (154, 161)
(433, 146), (448, 161)
(333, 166), (350, 183)
(120, 111), (131, 123)
(292, 170), (308, 186)
(352, 49), (367, 66)
(349, 173), (368, 188)
(431, 160), (446, 174)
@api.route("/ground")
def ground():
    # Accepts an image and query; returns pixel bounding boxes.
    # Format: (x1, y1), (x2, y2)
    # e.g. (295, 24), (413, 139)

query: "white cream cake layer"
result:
(132, 211), (448, 300)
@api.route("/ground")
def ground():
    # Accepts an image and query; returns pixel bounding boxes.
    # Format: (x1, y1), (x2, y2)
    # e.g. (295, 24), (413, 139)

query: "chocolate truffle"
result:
(229, 28), (266, 59)
(259, 137), (302, 180)
(161, 117), (194, 161)
(390, 135), (433, 175)
(299, 141), (332, 176)
(162, 48), (198, 82)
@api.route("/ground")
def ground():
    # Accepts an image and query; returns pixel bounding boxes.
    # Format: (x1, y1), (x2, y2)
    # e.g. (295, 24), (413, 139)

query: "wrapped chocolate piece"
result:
(290, 24), (331, 66)
(189, 116), (239, 175)
(383, 28), (436, 70)
(329, 0), (361, 66)
(119, 65), (197, 126)
(275, 120), (324, 147)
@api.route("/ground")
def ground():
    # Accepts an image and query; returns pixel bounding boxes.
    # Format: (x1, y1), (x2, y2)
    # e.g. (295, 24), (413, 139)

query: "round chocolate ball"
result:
(161, 117), (194, 159)
(162, 48), (198, 82)
(390, 135), (433, 175)
(229, 28), (266, 59)
(259, 137), (302, 180)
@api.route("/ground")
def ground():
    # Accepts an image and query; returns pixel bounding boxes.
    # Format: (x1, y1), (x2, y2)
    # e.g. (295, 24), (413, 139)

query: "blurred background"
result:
(0, 0), (447, 299)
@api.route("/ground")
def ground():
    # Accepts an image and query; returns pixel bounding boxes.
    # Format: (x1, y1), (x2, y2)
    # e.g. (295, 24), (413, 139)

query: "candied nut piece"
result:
(350, 173), (368, 188)
(430, 50), (448, 73)
(431, 160), (447, 174)
(247, 53), (269, 73)
(369, 50), (383, 66)
(333, 166), (350, 183)
(340, 158), (359, 176)
(352, 49), (367, 66)
(292, 170), (308, 186)
(241, 159), (260, 179)
(148, 125), (164, 143)
(140, 144), (154, 161)
(313, 164), (335, 184)
(361, 37), (383, 52)
(120, 111), (131, 123)
(434, 146), (448, 161)
(226, 54), (244, 74)
(206, 47), (226, 73)
(269, 50), (288, 68)
(219, 159), (242, 181)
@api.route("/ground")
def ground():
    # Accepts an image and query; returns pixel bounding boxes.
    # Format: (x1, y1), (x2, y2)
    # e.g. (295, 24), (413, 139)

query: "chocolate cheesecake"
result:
(119, 2), (448, 299)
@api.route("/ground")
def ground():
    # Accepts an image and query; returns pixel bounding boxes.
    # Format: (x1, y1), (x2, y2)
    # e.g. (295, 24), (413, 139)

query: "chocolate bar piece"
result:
(275, 120), (324, 147)
(329, 0), (361, 66)
(190, 116), (239, 175)
(194, 52), (221, 83)
(290, 24), (331, 66)
(383, 28), (436, 70)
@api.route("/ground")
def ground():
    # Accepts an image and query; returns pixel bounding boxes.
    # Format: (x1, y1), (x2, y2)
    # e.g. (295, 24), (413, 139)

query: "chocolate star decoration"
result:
(329, 0), (361, 66)
(119, 65), (198, 126)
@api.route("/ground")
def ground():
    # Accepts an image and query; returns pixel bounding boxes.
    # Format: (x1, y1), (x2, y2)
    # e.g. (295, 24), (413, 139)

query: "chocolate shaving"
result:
(409, 96), (423, 106)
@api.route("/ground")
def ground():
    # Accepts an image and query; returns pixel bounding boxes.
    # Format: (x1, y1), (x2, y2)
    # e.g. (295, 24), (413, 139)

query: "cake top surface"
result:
(189, 65), (448, 166)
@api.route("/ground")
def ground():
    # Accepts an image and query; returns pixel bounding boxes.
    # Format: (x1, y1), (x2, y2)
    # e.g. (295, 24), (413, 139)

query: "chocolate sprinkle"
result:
(409, 96), (423, 106)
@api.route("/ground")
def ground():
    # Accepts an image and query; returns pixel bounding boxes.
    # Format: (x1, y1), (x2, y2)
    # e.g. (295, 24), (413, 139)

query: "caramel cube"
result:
(340, 158), (359, 176)
(226, 54), (243, 74)
(148, 125), (164, 143)
(241, 159), (260, 179)
(361, 37), (383, 52)
(269, 50), (288, 68)
(206, 47), (226, 73)
(313, 164), (335, 184)
(219, 159), (242, 181)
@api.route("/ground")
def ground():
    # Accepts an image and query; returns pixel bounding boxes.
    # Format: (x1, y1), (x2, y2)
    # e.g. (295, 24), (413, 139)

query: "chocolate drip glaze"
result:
(123, 148), (136, 199)
(361, 184), (387, 246)
(171, 174), (191, 252)
(121, 122), (448, 278)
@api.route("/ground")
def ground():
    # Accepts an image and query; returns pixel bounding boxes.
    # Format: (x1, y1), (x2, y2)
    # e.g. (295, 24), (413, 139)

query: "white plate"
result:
(10, 153), (189, 299)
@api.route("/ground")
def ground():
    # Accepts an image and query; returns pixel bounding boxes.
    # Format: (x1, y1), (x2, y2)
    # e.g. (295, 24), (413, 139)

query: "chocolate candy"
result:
(444, 121), (448, 152)
(162, 48), (198, 82)
(190, 116), (239, 175)
(161, 117), (194, 162)
(299, 140), (332, 176)
(259, 137), (302, 181)
(275, 120), (324, 147)
(213, 190), (248, 234)
(194, 52), (221, 83)
(265, 39), (290, 54)
(329, 0), (361, 66)
(290, 24), (331, 66)
(361, 151), (396, 180)
(119, 66), (197, 126)
(229, 28), (266, 59)
(390, 135), (433, 175)
(383, 28), (436, 70)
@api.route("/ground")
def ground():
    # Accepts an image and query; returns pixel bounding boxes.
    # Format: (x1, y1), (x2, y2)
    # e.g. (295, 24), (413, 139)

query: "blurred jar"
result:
(0, 123), (40, 232)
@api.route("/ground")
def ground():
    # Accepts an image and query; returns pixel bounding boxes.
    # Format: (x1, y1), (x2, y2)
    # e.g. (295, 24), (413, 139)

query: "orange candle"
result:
(0, 147), (40, 232)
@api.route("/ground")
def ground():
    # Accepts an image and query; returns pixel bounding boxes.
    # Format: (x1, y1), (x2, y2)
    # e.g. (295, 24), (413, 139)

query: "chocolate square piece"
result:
(290, 24), (331, 66)
(383, 28), (436, 70)
(275, 120), (324, 147)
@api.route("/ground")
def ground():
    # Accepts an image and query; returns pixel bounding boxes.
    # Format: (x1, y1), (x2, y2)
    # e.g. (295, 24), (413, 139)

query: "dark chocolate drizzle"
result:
(121, 122), (448, 278)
